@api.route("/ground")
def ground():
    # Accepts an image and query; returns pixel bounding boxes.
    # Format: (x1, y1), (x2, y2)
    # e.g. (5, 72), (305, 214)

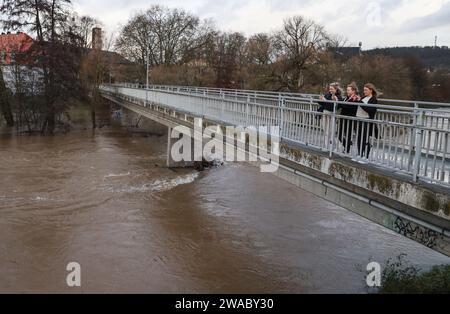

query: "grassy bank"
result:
(379, 254), (450, 294)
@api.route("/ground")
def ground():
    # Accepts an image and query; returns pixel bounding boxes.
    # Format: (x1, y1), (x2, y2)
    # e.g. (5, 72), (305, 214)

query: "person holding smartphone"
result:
(317, 83), (344, 147)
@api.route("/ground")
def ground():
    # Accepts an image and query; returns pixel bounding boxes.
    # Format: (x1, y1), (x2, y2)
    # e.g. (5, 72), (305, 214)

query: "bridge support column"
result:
(166, 125), (198, 169)
(166, 126), (172, 168)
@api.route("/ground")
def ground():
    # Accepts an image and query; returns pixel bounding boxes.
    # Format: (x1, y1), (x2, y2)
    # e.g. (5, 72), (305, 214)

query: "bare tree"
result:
(273, 16), (330, 91)
(246, 33), (275, 66)
(115, 5), (215, 80)
(403, 56), (428, 100)
(344, 55), (412, 99)
(65, 14), (102, 49)
(426, 69), (450, 102)
(79, 35), (111, 129)
(206, 32), (247, 88)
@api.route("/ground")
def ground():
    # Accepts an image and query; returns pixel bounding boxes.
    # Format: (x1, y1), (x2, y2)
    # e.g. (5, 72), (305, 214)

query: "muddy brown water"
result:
(0, 109), (449, 293)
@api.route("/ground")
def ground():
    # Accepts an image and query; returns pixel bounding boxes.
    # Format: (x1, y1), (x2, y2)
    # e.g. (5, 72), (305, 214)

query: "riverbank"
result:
(0, 101), (163, 137)
(379, 255), (450, 294)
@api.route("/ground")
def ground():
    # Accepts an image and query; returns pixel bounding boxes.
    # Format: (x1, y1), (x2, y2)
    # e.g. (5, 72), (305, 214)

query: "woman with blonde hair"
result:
(318, 82), (344, 113)
(318, 83), (344, 147)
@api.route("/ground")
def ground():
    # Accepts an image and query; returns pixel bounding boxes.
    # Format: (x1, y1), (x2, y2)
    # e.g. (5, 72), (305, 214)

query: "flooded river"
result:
(0, 110), (449, 293)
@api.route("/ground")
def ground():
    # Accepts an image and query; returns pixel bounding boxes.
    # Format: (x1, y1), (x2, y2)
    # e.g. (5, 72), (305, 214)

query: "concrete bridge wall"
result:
(276, 142), (450, 256)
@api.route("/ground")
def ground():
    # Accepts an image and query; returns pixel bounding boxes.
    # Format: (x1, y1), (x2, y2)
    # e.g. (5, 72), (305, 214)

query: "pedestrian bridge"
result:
(99, 83), (450, 257)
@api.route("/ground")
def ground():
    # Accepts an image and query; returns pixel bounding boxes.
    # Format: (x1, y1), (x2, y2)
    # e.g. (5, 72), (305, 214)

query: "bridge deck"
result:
(100, 84), (450, 188)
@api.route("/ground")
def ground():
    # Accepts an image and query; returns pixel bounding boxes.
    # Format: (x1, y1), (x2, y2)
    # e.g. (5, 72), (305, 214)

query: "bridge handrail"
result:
(110, 83), (450, 111)
(100, 84), (450, 187)
(110, 83), (450, 116)
(112, 82), (450, 109)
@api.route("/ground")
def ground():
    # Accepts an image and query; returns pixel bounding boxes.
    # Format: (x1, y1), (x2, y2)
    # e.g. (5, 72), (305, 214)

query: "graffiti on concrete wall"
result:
(394, 217), (440, 249)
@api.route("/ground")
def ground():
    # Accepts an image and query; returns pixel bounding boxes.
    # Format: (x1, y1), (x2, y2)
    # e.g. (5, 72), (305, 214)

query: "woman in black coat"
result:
(355, 83), (380, 159)
(318, 83), (344, 113)
(338, 83), (360, 154)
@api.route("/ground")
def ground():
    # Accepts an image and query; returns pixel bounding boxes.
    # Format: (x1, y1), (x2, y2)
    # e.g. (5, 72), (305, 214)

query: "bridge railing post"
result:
(279, 96), (285, 139)
(412, 108), (425, 182)
(408, 103), (419, 171)
(330, 102), (338, 158)
(221, 92), (225, 122)
(246, 95), (250, 127)
(203, 90), (207, 116)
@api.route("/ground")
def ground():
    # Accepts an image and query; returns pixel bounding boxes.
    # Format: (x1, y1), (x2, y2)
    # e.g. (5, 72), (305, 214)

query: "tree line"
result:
(1, 3), (449, 133)
(116, 5), (450, 102)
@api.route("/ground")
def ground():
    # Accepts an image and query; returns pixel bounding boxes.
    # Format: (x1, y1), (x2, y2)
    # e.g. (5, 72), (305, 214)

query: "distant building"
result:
(328, 42), (362, 60)
(0, 32), (43, 94)
(81, 28), (137, 83)
(0, 30), (136, 93)
(92, 27), (103, 51)
(0, 32), (39, 65)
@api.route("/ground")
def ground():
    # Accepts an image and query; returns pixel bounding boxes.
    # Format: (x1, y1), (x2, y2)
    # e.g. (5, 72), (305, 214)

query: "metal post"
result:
(441, 133), (448, 182)
(246, 95), (250, 127)
(413, 110), (424, 182)
(167, 126), (172, 168)
(408, 103), (419, 162)
(279, 96), (285, 139)
(221, 92), (225, 122)
(145, 49), (150, 107)
(330, 102), (337, 158)
(203, 90), (206, 116)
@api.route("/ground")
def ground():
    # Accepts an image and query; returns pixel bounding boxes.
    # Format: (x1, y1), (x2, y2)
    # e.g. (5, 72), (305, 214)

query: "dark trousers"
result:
(356, 121), (374, 159)
(338, 119), (354, 154)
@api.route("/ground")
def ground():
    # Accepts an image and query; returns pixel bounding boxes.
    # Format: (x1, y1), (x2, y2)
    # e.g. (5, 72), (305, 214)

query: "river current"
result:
(0, 109), (448, 293)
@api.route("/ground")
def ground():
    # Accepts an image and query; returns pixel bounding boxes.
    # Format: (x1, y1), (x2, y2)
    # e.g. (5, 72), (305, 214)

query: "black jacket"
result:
(318, 93), (344, 112)
(358, 97), (379, 139)
(338, 96), (359, 117)
(359, 97), (378, 120)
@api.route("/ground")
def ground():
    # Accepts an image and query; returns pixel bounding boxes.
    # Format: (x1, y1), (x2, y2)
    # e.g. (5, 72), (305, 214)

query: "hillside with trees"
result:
(366, 46), (450, 70)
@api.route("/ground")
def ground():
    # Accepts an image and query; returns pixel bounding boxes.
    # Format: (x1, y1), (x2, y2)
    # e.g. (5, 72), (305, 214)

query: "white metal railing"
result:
(100, 83), (450, 187)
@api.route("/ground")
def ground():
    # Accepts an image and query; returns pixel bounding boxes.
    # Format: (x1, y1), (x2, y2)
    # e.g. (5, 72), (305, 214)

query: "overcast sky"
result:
(73, 0), (450, 49)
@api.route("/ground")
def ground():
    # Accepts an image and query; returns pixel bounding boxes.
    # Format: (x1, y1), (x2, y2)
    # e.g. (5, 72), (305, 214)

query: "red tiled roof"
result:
(0, 32), (35, 65)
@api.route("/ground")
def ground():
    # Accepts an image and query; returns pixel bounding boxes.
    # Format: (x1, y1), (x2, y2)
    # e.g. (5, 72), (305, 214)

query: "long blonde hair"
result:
(329, 82), (343, 96)
(364, 83), (382, 99)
